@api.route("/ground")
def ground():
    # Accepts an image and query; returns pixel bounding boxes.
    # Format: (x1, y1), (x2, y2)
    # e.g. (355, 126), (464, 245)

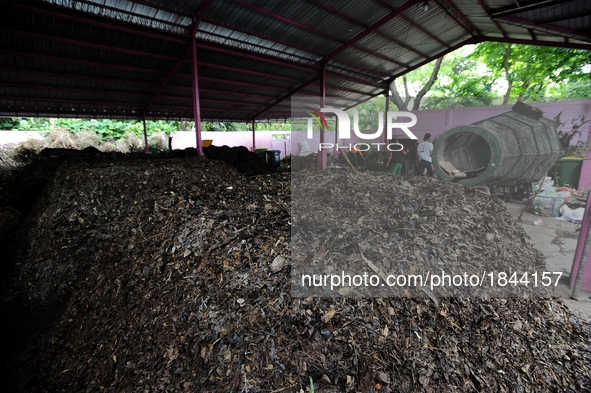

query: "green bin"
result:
(256, 148), (268, 163)
(559, 157), (585, 189)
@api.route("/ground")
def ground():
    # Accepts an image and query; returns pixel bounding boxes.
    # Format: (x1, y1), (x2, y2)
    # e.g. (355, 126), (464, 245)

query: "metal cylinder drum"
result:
(433, 103), (562, 186)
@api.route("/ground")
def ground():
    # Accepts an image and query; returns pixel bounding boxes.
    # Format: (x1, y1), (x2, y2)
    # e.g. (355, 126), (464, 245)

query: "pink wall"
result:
(172, 100), (591, 157)
(407, 99), (591, 144)
(2, 100), (590, 160)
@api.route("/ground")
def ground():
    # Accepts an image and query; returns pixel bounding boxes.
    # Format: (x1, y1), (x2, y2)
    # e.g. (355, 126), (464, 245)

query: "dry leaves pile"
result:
(291, 171), (549, 298)
(9, 158), (591, 393)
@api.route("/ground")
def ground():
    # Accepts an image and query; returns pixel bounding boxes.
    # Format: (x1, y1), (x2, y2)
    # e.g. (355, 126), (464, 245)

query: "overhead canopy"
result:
(1, 0), (590, 122)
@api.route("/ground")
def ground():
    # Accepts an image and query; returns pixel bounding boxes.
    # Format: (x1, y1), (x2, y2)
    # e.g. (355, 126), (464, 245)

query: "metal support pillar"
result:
(385, 88), (390, 144)
(191, 34), (203, 156)
(333, 115), (339, 157)
(318, 66), (327, 169)
(320, 66), (326, 144)
(143, 115), (151, 154)
(251, 119), (256, 151)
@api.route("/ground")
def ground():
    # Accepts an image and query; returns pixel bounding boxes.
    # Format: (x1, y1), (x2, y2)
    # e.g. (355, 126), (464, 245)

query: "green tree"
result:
(390, 57), (444, 110)
(472, 43), (591, 104)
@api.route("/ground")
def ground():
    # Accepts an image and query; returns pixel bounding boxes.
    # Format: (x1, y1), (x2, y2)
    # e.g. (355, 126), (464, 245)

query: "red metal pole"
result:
(318, 66), (327, 169)
(385, 88), (390, 144)
(192, 34), (203, 157)
(320, 66), (326, 144)
(143, 115), (150, 154)
(252, 119), (256, 151)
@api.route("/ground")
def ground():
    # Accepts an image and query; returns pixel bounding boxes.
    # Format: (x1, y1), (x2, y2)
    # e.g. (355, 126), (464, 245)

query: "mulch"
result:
(2, 149), (590, 392)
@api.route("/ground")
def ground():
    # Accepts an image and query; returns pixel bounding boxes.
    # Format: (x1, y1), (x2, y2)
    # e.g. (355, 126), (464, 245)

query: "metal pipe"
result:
(191, 34), (203, 157)
(252, 119), (256, 151)
(143, 115), (150, 154)
(571, 191), (591, 297)
(385, 88), (390, 144)
(320, 66), (326, 145)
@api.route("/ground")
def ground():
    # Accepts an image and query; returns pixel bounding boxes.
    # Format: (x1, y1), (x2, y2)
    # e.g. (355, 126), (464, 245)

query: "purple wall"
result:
(408, 99), (591, 144)
(2, 100), (590, 160)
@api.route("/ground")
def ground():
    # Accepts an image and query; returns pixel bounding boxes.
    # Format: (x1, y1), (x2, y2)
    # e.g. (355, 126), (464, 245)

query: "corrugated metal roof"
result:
(0, 0), (590, 122)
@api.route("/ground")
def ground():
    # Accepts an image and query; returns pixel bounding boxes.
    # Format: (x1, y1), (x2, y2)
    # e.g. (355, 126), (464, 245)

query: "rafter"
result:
(475, 0), (508, 38)
(498, 15), (591, 40)
(325, 0), (422, 62)
(0, 28), (179, 62)
(4, 0), (187, 44)
(438, 0), (482, 35)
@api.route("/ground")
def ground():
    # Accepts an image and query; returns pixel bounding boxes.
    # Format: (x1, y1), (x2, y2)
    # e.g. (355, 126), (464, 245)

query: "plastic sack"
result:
(299, 141), (311, 157)
(560, 204), (585, 224)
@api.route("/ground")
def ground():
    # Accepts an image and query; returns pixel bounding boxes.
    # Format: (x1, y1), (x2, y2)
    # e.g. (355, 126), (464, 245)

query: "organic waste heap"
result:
(5, 158), (591, 392)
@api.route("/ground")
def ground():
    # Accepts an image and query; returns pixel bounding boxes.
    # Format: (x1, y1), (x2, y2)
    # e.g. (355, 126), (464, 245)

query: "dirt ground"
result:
(0, 149), (590, 392)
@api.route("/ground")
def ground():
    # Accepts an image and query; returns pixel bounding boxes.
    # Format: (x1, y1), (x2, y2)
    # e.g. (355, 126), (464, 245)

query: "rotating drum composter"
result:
(433, 102), (562, 187)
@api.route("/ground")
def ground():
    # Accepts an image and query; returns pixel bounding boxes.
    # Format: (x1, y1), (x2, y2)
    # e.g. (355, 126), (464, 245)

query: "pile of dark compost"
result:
(2, 157), (590, 392)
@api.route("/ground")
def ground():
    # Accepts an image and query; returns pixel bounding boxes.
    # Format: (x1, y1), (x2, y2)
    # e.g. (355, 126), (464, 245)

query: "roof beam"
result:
(4, 1), (188, 44)
(400, 14), (451, 49)
(0, 28), (179, 62)
(198, 76), (289, 92)
(253, 76), (318, 119)
(126, 0), (195, 19)
(533, 9), (591, 25)
(0, 95), (262, 113)
(386, 36), (481, 84)
(195, 42), (316, 74)
(0, 67), (290, 98)
(198, 61), (301, 83)
(372, 0), (451, 48)
(437, 0), (482, 35)
(497, 15), (591, 40)
(228, 0), (407, 72)
(143, 0), (216, 115)
(1, 50), (164, 75)
(0, 67), (157, 90)
(484, 36), (591, 50)
(65, 0), (190, 33)
(307, 0), (429, 59)
(325, 0), (422, 62)
(489, 0), (573, 18)
(230, 0), (343, 46)
(474, 0), (508, 38)
(431, 0), (473, 36)
(8, 84), (282, 111)
(199, 20), (393, 78)
(1, 49), (302, 87)
(1, 83), (148, 100)
(2, 83), (286, 106)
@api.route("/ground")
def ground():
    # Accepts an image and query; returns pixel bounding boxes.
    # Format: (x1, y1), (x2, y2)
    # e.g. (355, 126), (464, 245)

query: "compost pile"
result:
(291, 171), (549, 298)
(8, 161), (591, 393)
(202, 145), (271, 176)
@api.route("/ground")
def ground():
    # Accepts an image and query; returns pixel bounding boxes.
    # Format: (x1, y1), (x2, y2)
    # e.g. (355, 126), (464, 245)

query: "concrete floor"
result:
(505, 201), (591, 322)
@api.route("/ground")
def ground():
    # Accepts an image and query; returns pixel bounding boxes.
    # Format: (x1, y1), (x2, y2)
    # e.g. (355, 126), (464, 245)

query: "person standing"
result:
(348, 145), (365, 169)
(416, 133), (433, 176)
(386, 139), (407, 174)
